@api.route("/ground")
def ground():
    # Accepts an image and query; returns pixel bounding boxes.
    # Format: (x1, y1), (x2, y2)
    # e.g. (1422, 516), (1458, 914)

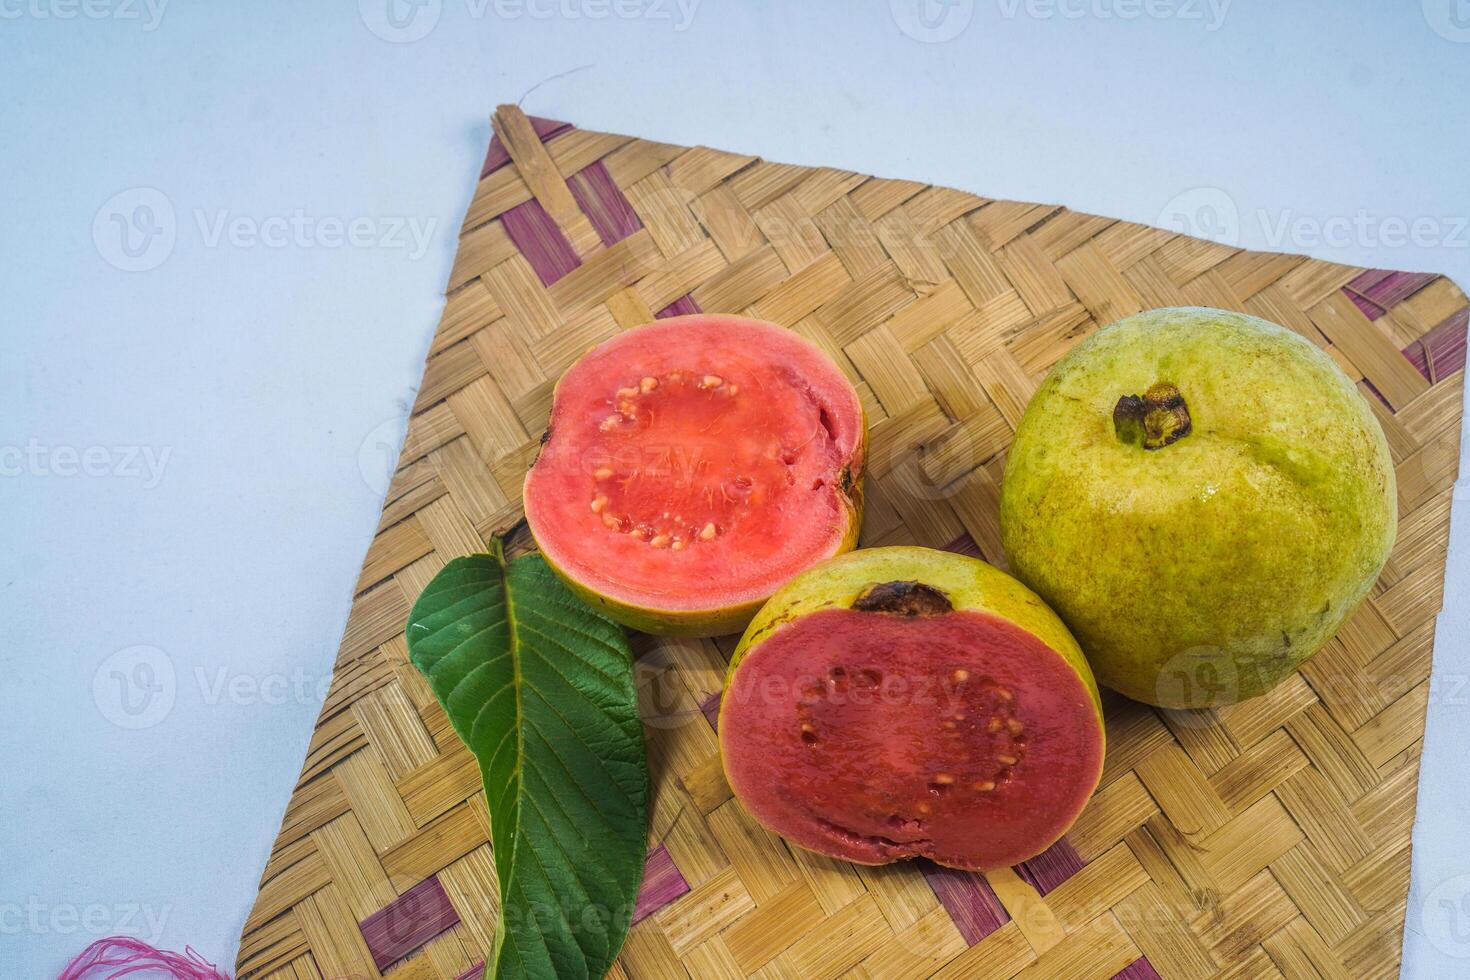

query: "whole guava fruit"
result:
(1000, 307), (1396, 708)
(719, 546), (1104, 871)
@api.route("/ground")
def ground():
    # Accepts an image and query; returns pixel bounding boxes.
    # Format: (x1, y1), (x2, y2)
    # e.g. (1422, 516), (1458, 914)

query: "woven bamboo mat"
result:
(236, 105), (1468, 980)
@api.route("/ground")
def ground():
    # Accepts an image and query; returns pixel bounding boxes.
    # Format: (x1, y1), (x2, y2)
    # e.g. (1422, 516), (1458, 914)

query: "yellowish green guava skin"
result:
(535, 473), (864, 638)
(726, 545), (1102, 721)
(999, 307), (1397, 708)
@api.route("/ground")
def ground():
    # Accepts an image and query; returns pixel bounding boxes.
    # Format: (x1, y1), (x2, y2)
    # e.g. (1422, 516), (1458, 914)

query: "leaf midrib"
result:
(497, 544), (528, 975)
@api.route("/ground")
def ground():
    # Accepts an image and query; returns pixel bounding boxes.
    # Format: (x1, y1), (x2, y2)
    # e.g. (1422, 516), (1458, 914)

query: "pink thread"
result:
(58, 937), (228, 980)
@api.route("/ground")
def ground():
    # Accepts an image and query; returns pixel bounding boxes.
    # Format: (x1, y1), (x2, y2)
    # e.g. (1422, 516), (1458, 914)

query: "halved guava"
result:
(524, 314), (865, 637)
(720, 546), (1105, 871)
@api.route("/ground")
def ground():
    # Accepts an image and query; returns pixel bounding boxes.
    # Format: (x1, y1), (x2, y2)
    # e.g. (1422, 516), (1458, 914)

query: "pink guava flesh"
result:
(720, 607), (1104, 870)
(524, 315), (863, 617)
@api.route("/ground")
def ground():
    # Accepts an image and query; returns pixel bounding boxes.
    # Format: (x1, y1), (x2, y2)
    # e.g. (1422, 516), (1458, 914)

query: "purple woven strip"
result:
(1344, 270), (1437, 320)
(455, 963), (486, 980)
(656, 294), (702, 319)
(1347, 268), (1394, 294)
(360, 876), (461, 972)
(481, 115), (573, 177)
(1364, 271), (1437, 310)
(569, 160), (644, 247)
(920, 861), (1009, 946)
(1402, 306), (1469, 382)
(1361, 377), (1392, 410)
(941, 533), (984, 561)
(501, 198), (582, 286)
(699, 691), (721, 732)
(1013, 837), (1085, 897)
(632, 845), (690, 925)
(1111, 957), (1163, 980)
(1346, 290), (1387, 320)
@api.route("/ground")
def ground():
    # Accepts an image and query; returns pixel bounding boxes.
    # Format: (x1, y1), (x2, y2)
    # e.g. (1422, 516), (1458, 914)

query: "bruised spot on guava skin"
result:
(852, 581), (954, 617)
(1113, 382), (1192, 450)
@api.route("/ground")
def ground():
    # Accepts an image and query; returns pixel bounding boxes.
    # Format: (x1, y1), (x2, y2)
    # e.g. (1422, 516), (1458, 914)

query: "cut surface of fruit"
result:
(720, 547), (1104, 871)
(524, 315), (864, 636)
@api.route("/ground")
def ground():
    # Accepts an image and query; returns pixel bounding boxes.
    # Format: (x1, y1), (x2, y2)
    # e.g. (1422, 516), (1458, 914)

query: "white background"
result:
(4, 1), (1470, 976)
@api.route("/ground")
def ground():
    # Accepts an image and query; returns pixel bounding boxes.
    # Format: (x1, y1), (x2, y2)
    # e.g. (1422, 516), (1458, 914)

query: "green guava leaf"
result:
(405, 544), (648, 980)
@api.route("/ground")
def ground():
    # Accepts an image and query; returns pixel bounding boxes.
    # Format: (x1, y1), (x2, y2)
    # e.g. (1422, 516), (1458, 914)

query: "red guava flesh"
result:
(719, 607), (1104, 870)
(524, 315), (864, 635)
